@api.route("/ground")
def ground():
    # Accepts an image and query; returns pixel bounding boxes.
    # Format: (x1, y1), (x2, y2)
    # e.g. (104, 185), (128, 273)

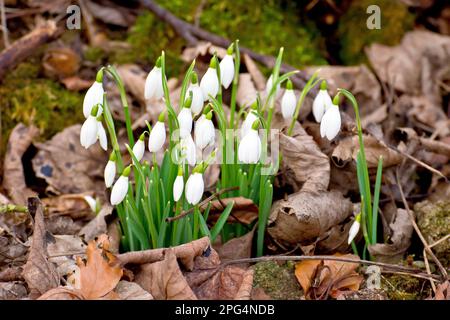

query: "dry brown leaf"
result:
(0, 282), (28, 300)
(434, 281), (450, 300)
(76, 236), (123, 299)
(22, 198), (60, 298)
(37, 287), (84, 300)
(114, 281), (153, 300)
(116, 64), (147, 106)
(206, 197), (258, 225)
(42, 193), (94, 219)
(3, 123), (39, 204)
(215, 228), (254, 262)
(242, 53), (266, 91)
(61, 76), (93, 91)
(79, 204), (113, 242)
(32, 125), (108, 195)
(295, 260), (322, 293)
(85, 0), (130, 27)
(42, 47), (80, 79)
(250, 287), (272, 300)
(234, 269), (254, 300)
(135, 249), (197, 300)
(237, 73), (258, 107)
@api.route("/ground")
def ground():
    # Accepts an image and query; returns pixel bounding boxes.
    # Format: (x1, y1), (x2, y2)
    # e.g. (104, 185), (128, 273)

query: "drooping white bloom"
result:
(83, 81), (104, 118)
(180, 135), (197, 166)
(185, 172), (204, 205)
(173, 174), (184, 202)
(238, 127), (261, 164)
(132, 137), (145, 162)
(194, 113), (215, 149)
(97, 120), (107, 151)
(320, 101), (341, 140)
(178, 107), (193, 138)
(200, 59), (219, 101)
(187, 72), (204, 115)
(80, 115), (99, 149)
(266, 74), (280, 97)
(148, 120), (166, 152)
(281, 80), (297, 120)
(347, 214), (361, 244)
(313, 81), (333, 123)
(104, 159), (116, 188)
(144, 58), (164, 100)
(220, 54), (234, 89)
(83, 195), (97, 213)
(194, 114), (205, 139)
(110, 166), (131, 205)
(241, 110), (258, 138)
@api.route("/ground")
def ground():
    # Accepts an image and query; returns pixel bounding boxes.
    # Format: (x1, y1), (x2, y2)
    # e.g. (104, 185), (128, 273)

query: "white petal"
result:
(132, 139), (145, 162)
(313, 90), (332, 123)
(148, 121), (166, 152)
(195, 119), (215, 149)
(324, 106), (341, 140)
(144, 67), (163, 100)
(219, 54), (234, 89)
(266, 75), (280, 97)
(281, 89), (296, 119)
(173, 175), (184, 202)
(97, 122), (108, 151)
(83, 82), (104, 118)
(104, 160), (116, 188)
(200, 68), (219, 101)
(238, 129), (261, 164)
(110, 175), (129, 205)
(177, 108), (193, 138)
(240, 112), (258, 138)
(348, 220), (360, 244)
(181, 135), (197, 166)
(83, 196), (97, 213)
(80, 116), (99, 149)
(185, 173), (204, 205)
(187, 84), (204, 115)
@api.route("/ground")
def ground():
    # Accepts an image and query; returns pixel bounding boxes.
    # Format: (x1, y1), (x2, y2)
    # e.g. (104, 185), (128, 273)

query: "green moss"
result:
(84, 46), (107, 63)
(338, 0), (415, 65)
(253, 261), (303, 300)
(0, 61), (84, 155)
(382, 274), (431, 300)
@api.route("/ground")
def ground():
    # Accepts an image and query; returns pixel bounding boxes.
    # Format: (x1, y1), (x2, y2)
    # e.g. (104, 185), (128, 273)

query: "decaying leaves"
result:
(79, 204), (113, 242)
(42, 193), (95, 220)
(205, 197), (258, 225)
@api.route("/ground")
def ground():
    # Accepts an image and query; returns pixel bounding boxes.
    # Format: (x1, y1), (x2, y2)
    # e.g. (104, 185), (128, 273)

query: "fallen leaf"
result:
(215, 228), (254, 262)
(295, 260), (322, 293)
(114, 281), (153, 300)
(250, 287), (272, 300)
(79, 204), (113, 242)
(434, 281), (450, 300)
(0, 282), (28, 300)
(242, 53), (266, 91)
(22, 198), (60, 298)
(42, 193), (94, 219)
(42, 47), (80, 79)
(61, 76), (93, 91)
(237, 73), (258, 107)
(3, 123), (39, 204)
(206, 197), (258, 225)
(37, 286), (84, 300)
(85, 0), (131, 27)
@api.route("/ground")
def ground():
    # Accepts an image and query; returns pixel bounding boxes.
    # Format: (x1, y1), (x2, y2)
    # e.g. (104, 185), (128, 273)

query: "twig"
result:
(166, 186), (239, 222)
(0, 0), (9, 48)
(395, 170), (448, 280)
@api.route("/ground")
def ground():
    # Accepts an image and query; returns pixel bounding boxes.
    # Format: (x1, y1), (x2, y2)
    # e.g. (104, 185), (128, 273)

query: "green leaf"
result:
(210, 201), (234, 241)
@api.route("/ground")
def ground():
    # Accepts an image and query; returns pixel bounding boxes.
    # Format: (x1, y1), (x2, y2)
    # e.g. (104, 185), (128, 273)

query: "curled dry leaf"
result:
(215, 228), (255, 262)
(397, 127), (450, 158)
(61, 76), (93, 91)
(47, 234), (86, 280)
(22, 198), (60, 298)
(116, 64), (147, 106)
(42, 193), (95, 219)
(114, 281), (153, 300)
(3, 123), (39, 204)
(205, 197), (258, 225)
(0, 282), (28, 300)
(368, 209), (414, 263)
(42, 47), (80, 79)
(79, 204), (113, 242)
(32, 125), (108, 195)
(85, 0), (131, 27)
(38, 286), (84, 300)
(434, 281), (450, 300)
(237, 73), (258, 107)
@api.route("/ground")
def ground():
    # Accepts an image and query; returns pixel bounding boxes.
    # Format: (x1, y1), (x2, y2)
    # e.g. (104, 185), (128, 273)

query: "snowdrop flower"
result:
(132, 133), (146, 162)
(200, 57), (219, 101)
(148, 112), (166, 152)
(104, 152), (116, 188)
(173, 167), (184, 202)
(266, 74), (280, 97)
(347, 213), (361, 244)
(320, 95), (341, 141)
(187, 72), (204, 115)
(195, 111), (215, 149)
(219, 43), (235, 89)
(97, 117), (107, 151)
(80, 105), (100, 149)
(238, 120), (261, 164)
(144, 57), (164, 100)
(241, 101), (258, 138)
(83, 195), (99, 214)
(313, 80), (333, 123)
(180, 134), (197, 166)
(83, 69), (104, 118)
(185, 166), (205, 205)
(281, 80), (297, 120)
(110, 165), (131, 205)
(178, 95), (193, 138)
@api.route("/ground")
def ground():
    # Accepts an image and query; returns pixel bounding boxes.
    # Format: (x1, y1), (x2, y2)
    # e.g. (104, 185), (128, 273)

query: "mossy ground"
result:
(382, 274), (432, 300)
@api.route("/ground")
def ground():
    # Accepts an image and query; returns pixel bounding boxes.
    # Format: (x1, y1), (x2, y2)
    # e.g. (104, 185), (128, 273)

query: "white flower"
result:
(104, 159), (116, 188)
(97, 121), (107, 151)
(266, 74), (280, 97)
(178, 107), (193, 138)
(200, 59), (219, 101)
(180, 135), (197, 166)
(144, 59), (164, 100)
(83, 195), (98, 213)
(187, 83), (204, 116)
(220, 54), (234, 89)
(194, 114), (205, 139)
(347, 215), (361, 244)
(320, 102), (341, 140)
(281, 81), (296, 120)
(148, 121), (166, 152)
(195, 113), (215, 149)
(185, 172), (204, 205)
(110, 175), (129, 205)
(313, 81), (333, 123)
(80, 115), (99, 149)
(132, 137), (145, 162)
(238, 128), (261, 164)
(83, 81), (104, 118)
(241, 110), (258, 138)
(173, 175), (184, 202)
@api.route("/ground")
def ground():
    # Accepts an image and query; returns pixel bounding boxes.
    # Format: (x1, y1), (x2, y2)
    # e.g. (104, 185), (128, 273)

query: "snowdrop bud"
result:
(104, 152), (116, 188)
(80, 105), (100, 149)
(178, 96), (193, 138)
(173, 167), (184, 202)
(320, 95), (341, 141)
(348, 213), (361, 244)
(148, 113), (166, 152)
(96, 116), (108, 151)
(185, 171), (204, 205)
(83, 195), (98, 213)
(238, 120), (261, 164)
(266, 74), (280, 97)
(132, 133), (146, 162)
(313, 81), (333, 123)
(83, 70), (104, 118)
(195, 111), (215, 149)
(180, 134), (197, 166)
(144, 57), (164, 100)
(187, 72), (204, 115)
(219, 44), (235, 89)
(241, 102), (258, 138)
(281, 80), (296, 120)
(110, 165), (131, 205)
(200, 58), (219, 101)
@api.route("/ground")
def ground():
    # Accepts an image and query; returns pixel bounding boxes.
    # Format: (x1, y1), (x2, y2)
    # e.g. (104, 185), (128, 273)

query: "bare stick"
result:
(0, 0), (9, 48)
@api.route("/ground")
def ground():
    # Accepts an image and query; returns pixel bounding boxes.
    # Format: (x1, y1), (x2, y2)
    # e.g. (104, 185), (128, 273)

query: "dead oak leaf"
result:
(295, 259), (322, 293)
